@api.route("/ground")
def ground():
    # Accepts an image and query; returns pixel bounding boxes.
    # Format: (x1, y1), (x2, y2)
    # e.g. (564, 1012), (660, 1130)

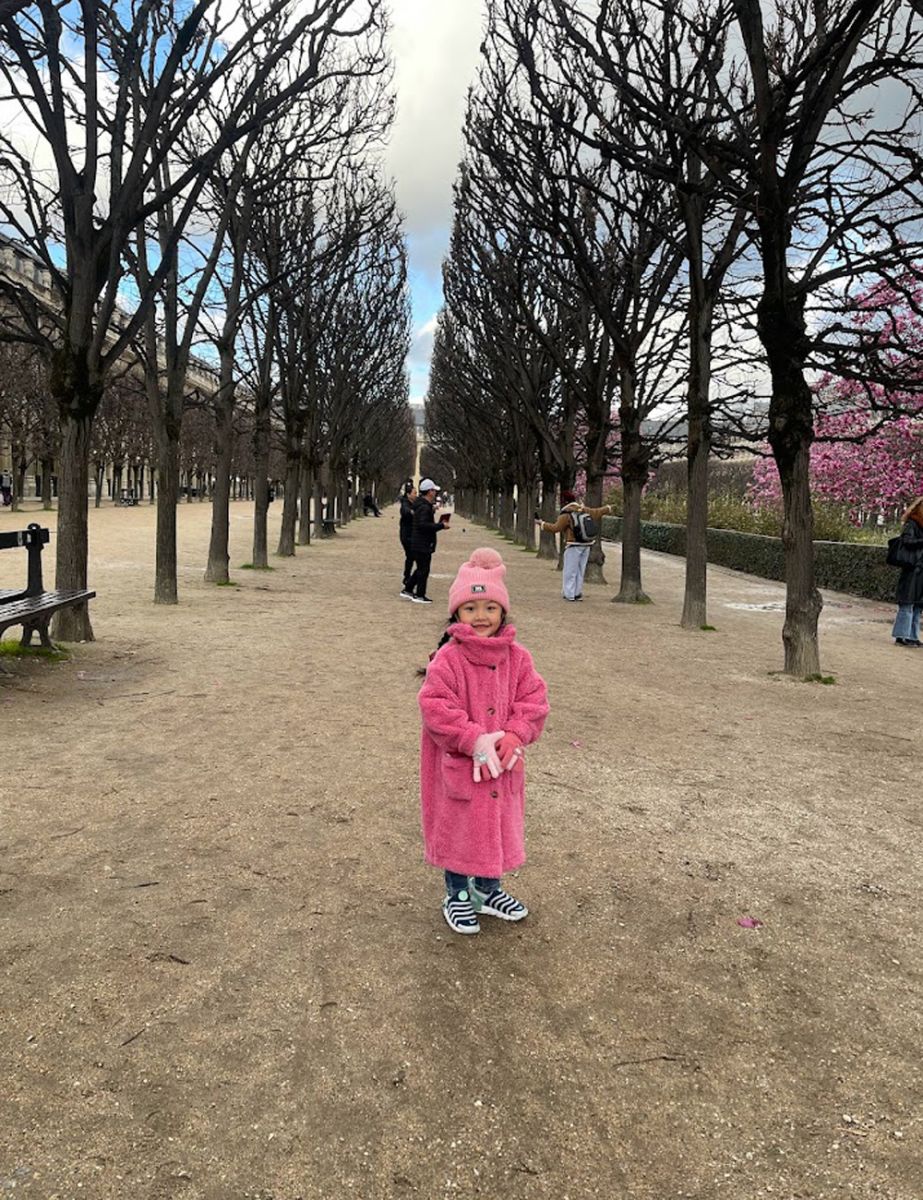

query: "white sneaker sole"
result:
(442, 905), (480, 935)
(399, 592), (413, 600)
(475, 901), (528, 922)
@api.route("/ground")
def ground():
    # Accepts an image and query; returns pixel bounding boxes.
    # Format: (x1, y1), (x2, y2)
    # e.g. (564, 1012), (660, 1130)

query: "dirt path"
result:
(1, 501), (920, 1199)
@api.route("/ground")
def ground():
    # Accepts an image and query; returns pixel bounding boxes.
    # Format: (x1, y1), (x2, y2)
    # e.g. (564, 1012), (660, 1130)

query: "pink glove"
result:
(497, 731), (524, 772)
(471, 731), (504, 782)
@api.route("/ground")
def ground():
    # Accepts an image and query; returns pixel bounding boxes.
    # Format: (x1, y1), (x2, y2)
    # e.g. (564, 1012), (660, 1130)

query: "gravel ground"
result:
(1, 499), (920, 1200)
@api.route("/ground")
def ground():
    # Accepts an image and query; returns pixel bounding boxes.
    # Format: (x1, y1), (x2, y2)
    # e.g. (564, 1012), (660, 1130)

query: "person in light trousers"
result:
(538, 489), (613, 601)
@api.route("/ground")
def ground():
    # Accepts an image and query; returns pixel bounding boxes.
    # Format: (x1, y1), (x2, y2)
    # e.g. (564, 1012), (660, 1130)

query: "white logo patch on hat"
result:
(471, 584), (486, 593)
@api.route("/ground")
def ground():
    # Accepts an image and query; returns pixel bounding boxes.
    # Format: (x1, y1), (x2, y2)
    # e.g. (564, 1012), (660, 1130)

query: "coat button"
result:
(487, 707), (495, 715)
(490, 790), (498, 799)
(490, 665), (496, 671)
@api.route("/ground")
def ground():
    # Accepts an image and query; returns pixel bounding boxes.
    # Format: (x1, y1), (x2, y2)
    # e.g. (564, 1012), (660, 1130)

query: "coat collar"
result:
(448, 621), (516, 664)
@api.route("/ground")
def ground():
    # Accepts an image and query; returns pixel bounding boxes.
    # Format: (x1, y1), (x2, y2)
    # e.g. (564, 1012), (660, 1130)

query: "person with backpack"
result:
(537, 489), (613, 601)
(889, 496), (923, 647)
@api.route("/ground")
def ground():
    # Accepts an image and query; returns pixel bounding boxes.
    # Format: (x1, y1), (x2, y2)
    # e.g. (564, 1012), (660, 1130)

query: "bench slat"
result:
(0, 590), (96, 625)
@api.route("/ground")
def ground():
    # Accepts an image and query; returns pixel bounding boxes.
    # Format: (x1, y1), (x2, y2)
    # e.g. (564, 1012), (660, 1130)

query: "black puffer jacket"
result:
(410, 496), (445, 555)
(896, 519), (923, 605)
(399, 495), (415, 542)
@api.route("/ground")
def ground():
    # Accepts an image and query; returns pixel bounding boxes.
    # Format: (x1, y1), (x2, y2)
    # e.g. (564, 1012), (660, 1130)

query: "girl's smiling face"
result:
(457, 598), (504, 637)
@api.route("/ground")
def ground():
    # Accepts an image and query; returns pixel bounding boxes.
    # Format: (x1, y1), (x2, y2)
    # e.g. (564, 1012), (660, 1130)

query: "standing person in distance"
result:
(398, 483), (417, 598)
(891, 496), (923, 647)
(537, 489), (614, 602)
(405, 478), (449, 605)
(418, 547), (549, 934)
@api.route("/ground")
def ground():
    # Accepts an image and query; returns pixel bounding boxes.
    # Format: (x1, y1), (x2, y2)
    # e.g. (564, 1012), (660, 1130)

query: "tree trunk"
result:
(10, 451), (22, 511)
(537, 468), (558, 560)
(758, 253), (823, 676)
(277, 449), (300, 556)
(94, 463), (104, 509)
(154, 432), (180, 604)
(682, 298), (713, 629)
(516, 480), (536, 548)
(682, 417), (710, 629)
(583, 465), (608, 587)
(499, 484), (514, 536)
(323, 471), (338, 534)
(13, 451), (27, 510)
(252, 391), (271, 567)
(51, 412), (94, 641)
(41, 457), (54, 510)
(613, 380), (650, 603)
(204, 393), (234, 583)
(252, 474), (270, 569)
(298, 464), (313, 546)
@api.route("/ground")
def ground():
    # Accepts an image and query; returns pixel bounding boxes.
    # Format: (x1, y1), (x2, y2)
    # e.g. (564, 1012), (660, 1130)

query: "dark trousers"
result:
(401, 537), (414, 589)
(445, 870), (500, 898)
(407, 552), (431, 598)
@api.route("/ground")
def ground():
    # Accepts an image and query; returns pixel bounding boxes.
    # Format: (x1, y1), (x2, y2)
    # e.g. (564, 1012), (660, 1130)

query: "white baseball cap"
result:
(419, 478), (439, 492)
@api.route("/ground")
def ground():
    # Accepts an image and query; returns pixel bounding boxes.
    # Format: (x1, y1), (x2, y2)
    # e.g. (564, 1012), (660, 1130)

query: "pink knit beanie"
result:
(448, 547), (510, 616)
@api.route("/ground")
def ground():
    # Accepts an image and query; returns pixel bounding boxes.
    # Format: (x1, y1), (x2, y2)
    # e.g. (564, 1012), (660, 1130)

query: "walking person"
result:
(404, 478), (449, 605)
(891, 496), (923, 647)
(537, 489), (614, 601)
(418, 547), (549, 934)
(398, 484), (417, 595)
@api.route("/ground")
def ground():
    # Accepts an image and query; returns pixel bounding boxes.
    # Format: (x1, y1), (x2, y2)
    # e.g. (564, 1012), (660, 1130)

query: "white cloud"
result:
(408, 310), (438, 372)
(386, 0), (485, 247)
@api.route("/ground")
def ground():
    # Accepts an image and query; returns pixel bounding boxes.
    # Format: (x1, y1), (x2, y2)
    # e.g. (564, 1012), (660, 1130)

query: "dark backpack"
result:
(570, 509), (598, 543)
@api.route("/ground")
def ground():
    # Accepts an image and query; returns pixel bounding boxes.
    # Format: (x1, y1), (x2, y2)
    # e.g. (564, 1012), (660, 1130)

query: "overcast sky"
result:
(384, 0), (486, 405)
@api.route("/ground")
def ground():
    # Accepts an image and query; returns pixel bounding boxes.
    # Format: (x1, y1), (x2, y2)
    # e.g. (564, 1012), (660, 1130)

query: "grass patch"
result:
(240, 563), (275, 571)
(215, 580), (239, 587)
(700, 624), (717, 631)
(0, 639), (70, 662)
(768, 670), (837, 685)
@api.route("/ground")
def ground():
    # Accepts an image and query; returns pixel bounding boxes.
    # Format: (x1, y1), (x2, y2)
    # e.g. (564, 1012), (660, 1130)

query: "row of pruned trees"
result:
(426, 0), (923, 676)
(0, 336), (292, 508)
(0, 0), (413, 637)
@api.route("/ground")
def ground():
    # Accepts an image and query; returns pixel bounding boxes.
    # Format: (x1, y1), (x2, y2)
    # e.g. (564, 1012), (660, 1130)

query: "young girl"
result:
(417, 547), (549, 935)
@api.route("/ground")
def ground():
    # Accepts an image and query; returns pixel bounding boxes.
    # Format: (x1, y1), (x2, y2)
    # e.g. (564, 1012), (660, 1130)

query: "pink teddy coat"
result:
(418, 622), (549, 878)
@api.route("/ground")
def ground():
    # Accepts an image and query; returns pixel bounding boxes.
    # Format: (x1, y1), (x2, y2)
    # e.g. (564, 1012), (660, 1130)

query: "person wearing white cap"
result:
(403, 478), (449, 604)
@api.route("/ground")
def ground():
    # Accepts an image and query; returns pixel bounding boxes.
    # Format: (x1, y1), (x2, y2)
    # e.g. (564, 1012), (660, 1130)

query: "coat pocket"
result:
(442, 752), (474, 802)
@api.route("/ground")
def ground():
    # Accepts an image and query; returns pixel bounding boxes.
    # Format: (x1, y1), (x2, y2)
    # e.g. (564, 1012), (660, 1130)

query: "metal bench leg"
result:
(21, 617), (53, 649)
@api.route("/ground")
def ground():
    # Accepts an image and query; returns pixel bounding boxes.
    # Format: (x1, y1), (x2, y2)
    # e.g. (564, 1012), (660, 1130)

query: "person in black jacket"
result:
(892, 497), (923, 646)
(398, 484), (417, 595)
(404, 479), (449, 604)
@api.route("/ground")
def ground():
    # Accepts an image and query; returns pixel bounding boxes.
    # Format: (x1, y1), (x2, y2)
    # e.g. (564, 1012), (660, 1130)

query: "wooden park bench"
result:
(0, 524), (95, 648)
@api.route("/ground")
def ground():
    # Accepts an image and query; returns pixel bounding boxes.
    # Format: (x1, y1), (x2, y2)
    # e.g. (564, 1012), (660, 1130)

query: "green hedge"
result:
(600, 516), (896, 603)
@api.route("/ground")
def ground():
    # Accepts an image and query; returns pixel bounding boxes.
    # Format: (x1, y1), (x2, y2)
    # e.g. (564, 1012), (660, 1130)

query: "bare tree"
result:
(0, 0), (388, 636)
(0, 340), (44, 509)
(509, 0), (752, 625)
(465, 18), (688, 600)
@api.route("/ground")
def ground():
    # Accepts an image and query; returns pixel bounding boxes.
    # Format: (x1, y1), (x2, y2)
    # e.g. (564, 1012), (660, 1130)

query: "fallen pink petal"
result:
(737, 916), (764, 928)
(569, 740), (583, 748)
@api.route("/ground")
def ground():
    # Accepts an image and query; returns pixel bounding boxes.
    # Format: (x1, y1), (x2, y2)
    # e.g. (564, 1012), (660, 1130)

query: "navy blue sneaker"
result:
(470, 884), (528, 922)
(443, 889), (480, 934)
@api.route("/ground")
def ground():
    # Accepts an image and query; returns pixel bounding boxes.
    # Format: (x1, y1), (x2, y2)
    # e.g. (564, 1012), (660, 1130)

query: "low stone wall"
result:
(599, 516), (897, 603)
